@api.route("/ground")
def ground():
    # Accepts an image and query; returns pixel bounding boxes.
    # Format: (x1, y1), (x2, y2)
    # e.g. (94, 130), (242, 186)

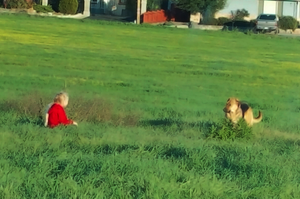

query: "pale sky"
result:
(218, 0), (258, 16)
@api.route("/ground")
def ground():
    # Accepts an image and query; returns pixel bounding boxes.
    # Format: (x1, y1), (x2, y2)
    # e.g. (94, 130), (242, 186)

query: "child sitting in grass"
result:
(45, 92), (78, 128)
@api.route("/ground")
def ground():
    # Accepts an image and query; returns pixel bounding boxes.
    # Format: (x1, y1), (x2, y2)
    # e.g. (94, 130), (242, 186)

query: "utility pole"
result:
(137, 0), (141, 24)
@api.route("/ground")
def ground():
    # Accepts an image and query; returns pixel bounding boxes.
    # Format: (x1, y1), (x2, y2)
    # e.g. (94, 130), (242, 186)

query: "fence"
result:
(142, 9), (175, 23)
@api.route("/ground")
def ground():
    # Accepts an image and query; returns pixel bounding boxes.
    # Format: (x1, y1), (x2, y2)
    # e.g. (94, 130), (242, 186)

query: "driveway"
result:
(278, 32), (300, 37)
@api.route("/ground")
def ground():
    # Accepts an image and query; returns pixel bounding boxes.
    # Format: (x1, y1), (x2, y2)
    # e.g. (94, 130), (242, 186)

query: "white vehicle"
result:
(256, 14), (280, 34)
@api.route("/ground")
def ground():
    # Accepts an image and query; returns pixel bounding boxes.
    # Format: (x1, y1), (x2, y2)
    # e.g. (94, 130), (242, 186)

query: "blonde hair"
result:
(53, 92), (69, 104)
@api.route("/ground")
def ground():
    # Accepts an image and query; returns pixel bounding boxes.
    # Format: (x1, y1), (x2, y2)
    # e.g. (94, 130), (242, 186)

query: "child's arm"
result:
(45, 113), (49, 127)
(44, 103), (52, 127)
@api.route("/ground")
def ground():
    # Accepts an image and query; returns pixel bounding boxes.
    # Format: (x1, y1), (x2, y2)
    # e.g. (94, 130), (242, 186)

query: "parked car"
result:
(222, 20), (256, 33)
(255, 14), (280, 34)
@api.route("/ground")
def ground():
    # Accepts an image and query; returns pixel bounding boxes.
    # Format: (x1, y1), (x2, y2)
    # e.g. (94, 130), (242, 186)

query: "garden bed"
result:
(0, 7), (88, 19)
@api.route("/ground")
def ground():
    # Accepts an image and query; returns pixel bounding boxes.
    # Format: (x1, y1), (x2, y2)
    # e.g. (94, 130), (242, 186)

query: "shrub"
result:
(126, 0), (167, 15)
(279, 16), (298, 31)
(249, 19), (257, 24)
(26, 0), (33, 8)
(203, 18), (218, 25)
(208, 119), (253, 141)
(147, 0), (161, 11)
(223, 20), (255, 28)
(33, 4), (53, 13)
(48, 0), (59, 12)
(222, 20), (256, 34)
(230, 8), (250, 20)
(6, 0), (27, 9)
(217, 17), (231, 26)
(59, 0), (78, 14)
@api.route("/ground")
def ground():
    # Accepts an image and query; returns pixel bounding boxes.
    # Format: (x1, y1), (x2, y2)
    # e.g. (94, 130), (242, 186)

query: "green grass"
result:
(1, 13), (300, 198)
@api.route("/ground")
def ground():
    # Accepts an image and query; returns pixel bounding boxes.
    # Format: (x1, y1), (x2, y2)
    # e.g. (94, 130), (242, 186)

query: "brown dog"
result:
(223, 97), (262, 127)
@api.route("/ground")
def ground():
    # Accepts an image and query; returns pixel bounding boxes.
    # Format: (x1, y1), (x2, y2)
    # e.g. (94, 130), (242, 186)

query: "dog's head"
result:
(223, 97), (241, 115)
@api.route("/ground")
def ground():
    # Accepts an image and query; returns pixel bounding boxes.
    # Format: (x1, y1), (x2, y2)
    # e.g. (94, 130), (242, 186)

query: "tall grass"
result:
(0, 13), (300, 198)
(0, 91), (140, 127)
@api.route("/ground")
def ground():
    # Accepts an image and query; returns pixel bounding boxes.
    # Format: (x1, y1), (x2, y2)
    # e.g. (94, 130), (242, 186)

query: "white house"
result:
(216, 0), (300, 20)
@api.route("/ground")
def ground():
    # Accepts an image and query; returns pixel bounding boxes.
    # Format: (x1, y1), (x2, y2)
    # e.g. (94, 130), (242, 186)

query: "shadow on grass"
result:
(141, 118), (175, 126)
(162, 146), (187, 159)
(214, 154), (253, 179)
(16, 116), (45, 127)
(92, 143), (190, 161)
(93, 144), (140, 155)
(139, 118), (217, 135)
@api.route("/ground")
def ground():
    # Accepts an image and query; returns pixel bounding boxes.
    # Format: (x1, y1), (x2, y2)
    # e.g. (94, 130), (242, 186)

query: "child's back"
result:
(47, 103), (74, 128)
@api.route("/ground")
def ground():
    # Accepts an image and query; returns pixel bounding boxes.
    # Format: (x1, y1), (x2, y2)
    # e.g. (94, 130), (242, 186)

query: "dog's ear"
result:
(227, 98), (230, 102)
(235, 98), (241, 107)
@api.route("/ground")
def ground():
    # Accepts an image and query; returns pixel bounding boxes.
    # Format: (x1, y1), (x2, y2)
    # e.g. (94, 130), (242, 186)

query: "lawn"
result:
(0, 13), (300, 198)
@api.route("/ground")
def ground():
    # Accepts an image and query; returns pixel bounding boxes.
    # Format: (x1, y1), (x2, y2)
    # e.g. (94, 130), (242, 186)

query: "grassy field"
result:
(1, 13), (300, 198)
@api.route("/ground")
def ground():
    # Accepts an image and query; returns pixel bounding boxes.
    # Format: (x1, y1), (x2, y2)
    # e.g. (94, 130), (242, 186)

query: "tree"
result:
(230, 9), (249, 20)
(175, 0), (227, 24)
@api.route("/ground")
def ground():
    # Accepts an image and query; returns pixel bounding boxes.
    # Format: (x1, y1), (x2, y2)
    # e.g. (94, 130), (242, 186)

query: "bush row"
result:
(33, 4), (53, 13)
(278, 16), (298, 31)
(203, 16), (299, 31)
(202, 17), (254, 26)
(4, 0), (31, 9)
(2, 0), (78, 15)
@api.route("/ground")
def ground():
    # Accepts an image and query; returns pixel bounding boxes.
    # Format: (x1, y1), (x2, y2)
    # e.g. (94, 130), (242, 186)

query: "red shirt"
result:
(47, 103), (73, 128)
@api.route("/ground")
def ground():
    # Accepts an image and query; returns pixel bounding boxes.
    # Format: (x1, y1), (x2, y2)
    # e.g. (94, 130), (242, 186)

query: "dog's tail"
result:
(253, 111), (263, 124)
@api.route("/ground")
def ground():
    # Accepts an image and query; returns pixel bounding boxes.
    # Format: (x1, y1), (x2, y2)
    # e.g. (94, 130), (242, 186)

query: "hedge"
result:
(59, 0), (78, 14)
(279, 16), (297, 31)
(217, 17), (231, 26)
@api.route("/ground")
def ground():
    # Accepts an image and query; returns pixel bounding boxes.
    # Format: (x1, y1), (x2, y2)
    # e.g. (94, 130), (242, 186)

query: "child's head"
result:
(53, 92), (69, 107)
